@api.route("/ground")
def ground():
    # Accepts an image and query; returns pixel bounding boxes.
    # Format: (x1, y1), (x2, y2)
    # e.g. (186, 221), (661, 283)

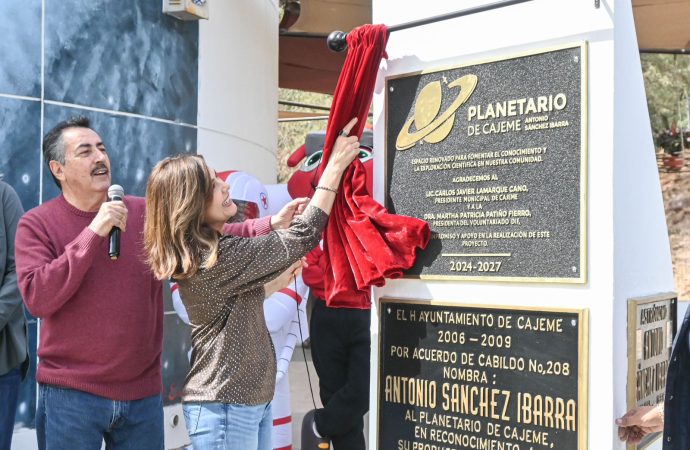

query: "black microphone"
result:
(108, 184), (124, 260)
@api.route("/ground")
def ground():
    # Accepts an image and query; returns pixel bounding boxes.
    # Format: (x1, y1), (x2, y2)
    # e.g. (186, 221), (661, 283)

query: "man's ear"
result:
(48, 160), (66, 183)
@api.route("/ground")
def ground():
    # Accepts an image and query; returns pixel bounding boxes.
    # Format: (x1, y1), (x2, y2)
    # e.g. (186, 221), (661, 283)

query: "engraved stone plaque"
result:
(378, 298), (589, 450)
(626, 293), (677, 450)
(385, 44), (587, 282)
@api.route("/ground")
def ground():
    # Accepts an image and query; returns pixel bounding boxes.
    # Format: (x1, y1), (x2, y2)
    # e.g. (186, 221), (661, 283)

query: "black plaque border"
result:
(376, 297), (590, 450)
(626, 292), (677, 450)
(383, 42), (589, 284)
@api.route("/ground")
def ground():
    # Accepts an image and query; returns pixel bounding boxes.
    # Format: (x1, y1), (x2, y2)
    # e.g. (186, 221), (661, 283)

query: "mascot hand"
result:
(270, 197), (310, 230)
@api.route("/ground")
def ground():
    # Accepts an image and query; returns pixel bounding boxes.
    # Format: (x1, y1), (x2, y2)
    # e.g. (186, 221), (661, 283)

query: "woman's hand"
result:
(263, 259), (304, 298)
(327, 117), (361, 174)
(306, 117), (363, 215)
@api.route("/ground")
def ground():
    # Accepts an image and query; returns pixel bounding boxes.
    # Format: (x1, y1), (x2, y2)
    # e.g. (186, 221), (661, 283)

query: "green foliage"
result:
(277, 89), (332, 183)
(642, 54), (690, 136)
(657, 127), (685, 154)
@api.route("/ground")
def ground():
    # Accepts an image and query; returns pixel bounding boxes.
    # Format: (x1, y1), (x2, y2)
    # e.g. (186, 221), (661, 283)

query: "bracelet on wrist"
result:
(315, 185), (338, 195)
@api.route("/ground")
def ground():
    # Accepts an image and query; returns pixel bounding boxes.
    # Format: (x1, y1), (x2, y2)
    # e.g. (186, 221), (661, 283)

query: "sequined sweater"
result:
(177, 205), (328, 405)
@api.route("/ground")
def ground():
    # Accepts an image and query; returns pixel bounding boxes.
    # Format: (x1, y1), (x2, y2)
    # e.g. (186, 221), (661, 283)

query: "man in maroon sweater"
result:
(14, 117), (294, 449)
(14, 117), (167, 449)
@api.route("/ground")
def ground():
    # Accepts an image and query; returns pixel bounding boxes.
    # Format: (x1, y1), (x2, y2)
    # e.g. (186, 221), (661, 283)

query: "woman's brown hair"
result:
(144, 154), (219, 280)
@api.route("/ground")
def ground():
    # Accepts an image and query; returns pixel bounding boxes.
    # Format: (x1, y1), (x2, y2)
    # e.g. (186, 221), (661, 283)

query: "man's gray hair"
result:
(42, 116), (92, 188)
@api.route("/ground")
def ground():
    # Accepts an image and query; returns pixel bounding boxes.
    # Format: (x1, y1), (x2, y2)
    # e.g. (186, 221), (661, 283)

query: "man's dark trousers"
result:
(310, 297), (370, 450)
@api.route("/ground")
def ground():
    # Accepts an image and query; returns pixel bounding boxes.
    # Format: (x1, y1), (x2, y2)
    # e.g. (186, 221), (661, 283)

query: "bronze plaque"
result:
(626, 293), (677, 450)
(378, 298), (588, 450)
(385, 44), (587, 283)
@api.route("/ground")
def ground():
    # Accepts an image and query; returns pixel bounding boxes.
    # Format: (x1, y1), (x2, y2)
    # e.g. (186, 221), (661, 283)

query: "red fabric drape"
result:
(318, 24), (431, 306)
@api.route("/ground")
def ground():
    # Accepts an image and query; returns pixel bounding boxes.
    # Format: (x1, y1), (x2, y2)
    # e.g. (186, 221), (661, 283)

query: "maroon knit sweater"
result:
(15, 195), (163, 400)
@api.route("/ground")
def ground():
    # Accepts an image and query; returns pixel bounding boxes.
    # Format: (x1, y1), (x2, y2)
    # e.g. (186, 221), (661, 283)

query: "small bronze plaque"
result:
(378, 298), (588, 450)
(385, 44), (587, 282)
(626, 293), (677, 450)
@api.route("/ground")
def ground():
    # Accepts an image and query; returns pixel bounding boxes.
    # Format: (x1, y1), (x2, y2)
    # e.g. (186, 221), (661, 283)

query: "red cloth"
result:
(318, 24), (431, 307)
(302, 247), (326, 300)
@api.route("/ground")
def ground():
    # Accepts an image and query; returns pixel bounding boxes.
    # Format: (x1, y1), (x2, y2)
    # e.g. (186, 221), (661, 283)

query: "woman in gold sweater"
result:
(144, 118), (360, 450)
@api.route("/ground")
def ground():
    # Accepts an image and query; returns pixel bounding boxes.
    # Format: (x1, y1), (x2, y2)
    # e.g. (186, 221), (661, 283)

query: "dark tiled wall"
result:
(0, 98), (42, 210)
(0, 1), (41, 98)
(1, 0), (199, 429)
(45, 1), (198, 124)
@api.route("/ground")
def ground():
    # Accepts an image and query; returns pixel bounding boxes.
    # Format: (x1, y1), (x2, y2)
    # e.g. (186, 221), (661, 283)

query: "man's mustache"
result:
(91, 164), (109, 175)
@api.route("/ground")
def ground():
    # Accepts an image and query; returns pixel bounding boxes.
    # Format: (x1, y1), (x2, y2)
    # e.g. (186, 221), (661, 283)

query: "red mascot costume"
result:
(287, 129), (374, 450)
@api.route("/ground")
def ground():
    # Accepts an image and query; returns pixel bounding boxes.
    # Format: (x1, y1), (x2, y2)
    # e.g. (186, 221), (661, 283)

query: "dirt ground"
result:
(659, 149), (690, 299)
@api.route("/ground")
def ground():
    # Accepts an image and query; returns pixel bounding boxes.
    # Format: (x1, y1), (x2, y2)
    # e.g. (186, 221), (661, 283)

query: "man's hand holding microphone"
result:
(88, 185), (127, 260)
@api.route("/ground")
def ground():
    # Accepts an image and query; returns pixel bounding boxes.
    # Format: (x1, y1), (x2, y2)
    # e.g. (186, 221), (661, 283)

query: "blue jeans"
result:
(183, 401), (272, 450)
(36, 384), (163, 450)
(0, 367), (21, 450)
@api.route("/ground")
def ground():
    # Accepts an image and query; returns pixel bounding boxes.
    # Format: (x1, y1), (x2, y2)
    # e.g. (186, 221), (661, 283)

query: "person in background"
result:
(285, 128), (376, 450)
(0, 180), (28, 450)
(143, 117), (360, 450)
(265, 278), (310, 449)
(617, 306), (690, 447)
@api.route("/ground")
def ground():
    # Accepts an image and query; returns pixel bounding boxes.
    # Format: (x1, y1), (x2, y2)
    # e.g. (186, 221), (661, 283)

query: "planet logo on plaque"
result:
(396, 74), (478, 151)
